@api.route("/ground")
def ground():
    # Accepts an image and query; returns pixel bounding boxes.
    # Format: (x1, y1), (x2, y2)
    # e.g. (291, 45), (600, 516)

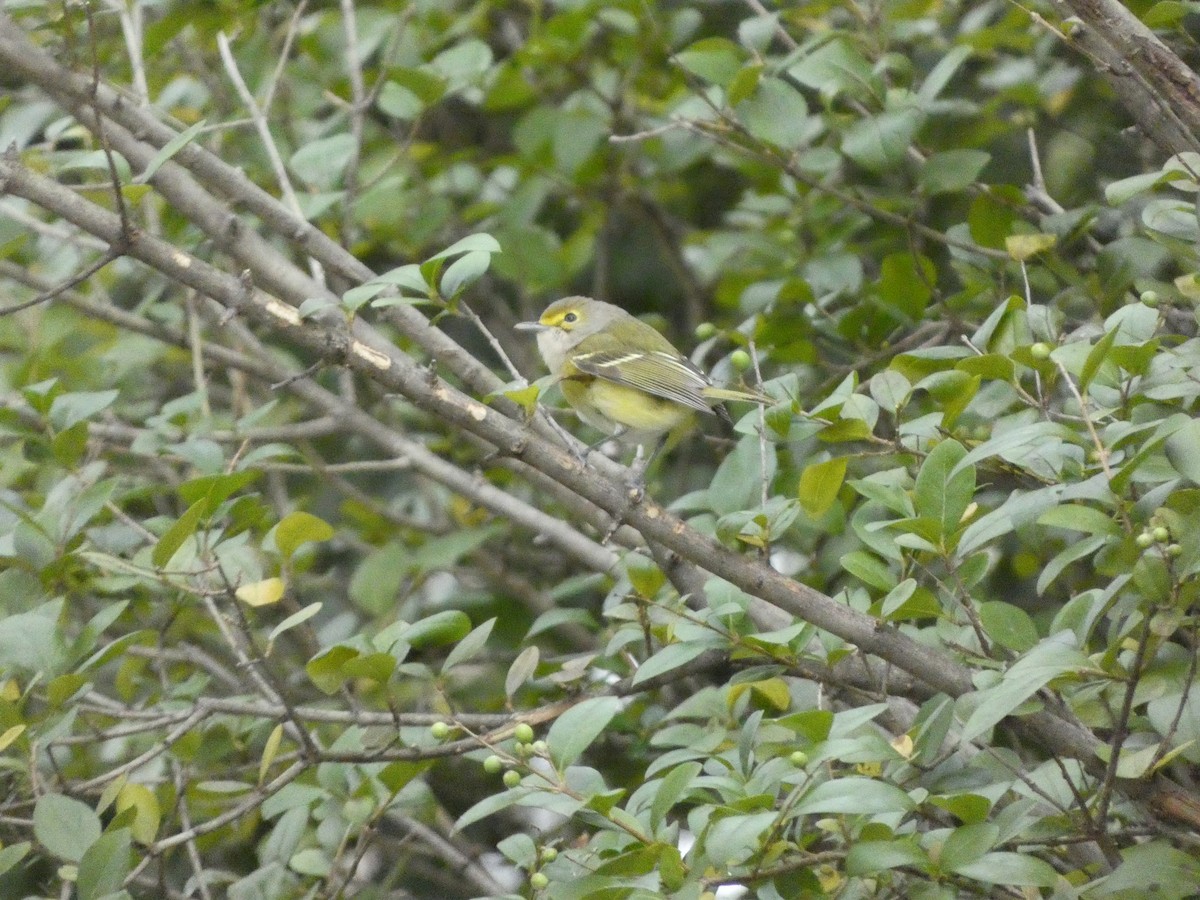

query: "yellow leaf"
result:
(116, 782), (161, 845)
(1005, 232), (1057, 261)
(237, 577), (286, 607)
(0, 724), (25, 751)
(891, 734), (915, 759)
(0, 679), (20, 701)
(1174, 273), (1200, 301)
(259, 724), (284, 785)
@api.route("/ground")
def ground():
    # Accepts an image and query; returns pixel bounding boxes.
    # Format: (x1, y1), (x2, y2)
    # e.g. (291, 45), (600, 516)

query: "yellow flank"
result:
(562, 377), (696, 438)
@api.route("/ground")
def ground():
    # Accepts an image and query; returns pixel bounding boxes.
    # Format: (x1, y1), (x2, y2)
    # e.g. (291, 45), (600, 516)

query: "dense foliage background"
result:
(2, 0), (1200, 897)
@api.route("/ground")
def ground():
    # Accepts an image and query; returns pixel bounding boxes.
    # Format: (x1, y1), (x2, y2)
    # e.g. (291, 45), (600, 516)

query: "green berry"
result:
(483, 755), (503, 774)
(1168, 543), (1183, 558)
(789, 750), (809, 766)
(513, 722), (535, 743)
(1140, 290), (1159, 307)
(694, 322), (717, 340)
(1136, 532), (1154, 549)
(730, 349), (752, 372)
(503, 769), (522, 788)
(430, 722), (451, 740)
(531, 740), (548, 755)
(515, 742), (533, 758)
(540, 846), (558, 863)
(530, 872), (549, 890)
(1030, 342), (1052, 360)
(1153, 526), (1170, 543)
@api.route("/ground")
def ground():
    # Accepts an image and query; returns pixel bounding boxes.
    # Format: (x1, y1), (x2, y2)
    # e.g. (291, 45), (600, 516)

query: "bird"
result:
(515, 296), (770, 468)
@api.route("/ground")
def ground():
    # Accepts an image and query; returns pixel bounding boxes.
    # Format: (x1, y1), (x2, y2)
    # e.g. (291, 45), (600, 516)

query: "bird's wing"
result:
(569, 347), (716, 414)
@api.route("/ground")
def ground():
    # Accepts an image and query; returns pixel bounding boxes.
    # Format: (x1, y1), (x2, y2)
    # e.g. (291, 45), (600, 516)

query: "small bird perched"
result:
(515, 296), (769, 464)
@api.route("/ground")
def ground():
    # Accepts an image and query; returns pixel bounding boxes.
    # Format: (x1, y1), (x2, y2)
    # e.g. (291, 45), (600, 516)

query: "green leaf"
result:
(289, 133), (355, 189)
(152, 499), (206, 568)
(429, 39), (493, 91)
(705, 811), (778, 866)
(505, 645), (539, 699)
(0, 603), (68, 675)
(918, 45), (972, 102)
(0, 842), (31, 879)
(274, 511), (335, 559)
(1037, 534), (1107, 595)
(349, 542), (407, 615)
(842, 106), (924, 173)
(136, 119), (206, 183)
(553, 106), (609, 175)
(497, 832), (537, 870)
(736, 77), (809, 148)
(268, 602), (323, 645)
(914, 439), (974, 541)
(1079, 327), (1118, 394)
(378, 760), (434, 794)
(1164, 417), (1200, 484)
(377, 81), (423, 120)
(878, 252), (934, 320)
(340, 651), (396, 683)
(960, 634), (1088, 742)
(427, 232), (501, 262)
(727, 61), (762, 105)
(675, 37), (745, 86)
(396, 611), (473, 650)
(633, 640), (719, 686)
(388, 65), (447, 104)
(977, 602), (1038, 652)
(709, 436), (776, 516)
(373, 263), (429, 293)
(794, 777), (915, 815)
(968, 188), (1019, 248)
(441, 617), (496, 673)
(929, 793), (991, 825)
(1100, 839), (1200, 897)
(952, 851), (1057, 887)
(454, 787), (532, 832)
(1036, 504), (1119, 536)
(290, 848), (332, 876)
(305, 645), (359, 695)
(870, 370), (911, 413)
(440, 250), (493, 298)
(939, 822), (999, 872)
(34, 793), (102, 862)
(178, 470), (260, 512)
(1105, 170), (1166, 204)
(840, 551), (895, 592)
(787, 38), (875, 98)
(650, 761), (702, 831)
(798, 457), (846, 519)
(546, 696), (622, 769)
(919, 149), (990, 195)
(77, 828), (132, 900)
(846, 839), (929, 876)
(48, 390), (119, 431)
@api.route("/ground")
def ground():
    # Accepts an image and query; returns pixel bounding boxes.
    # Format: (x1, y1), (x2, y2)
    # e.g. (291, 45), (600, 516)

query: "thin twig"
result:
(215, 30), (326, 288)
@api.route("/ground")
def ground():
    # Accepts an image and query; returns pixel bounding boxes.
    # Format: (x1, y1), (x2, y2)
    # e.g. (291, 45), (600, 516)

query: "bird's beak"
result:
(514, 321), (548, 333)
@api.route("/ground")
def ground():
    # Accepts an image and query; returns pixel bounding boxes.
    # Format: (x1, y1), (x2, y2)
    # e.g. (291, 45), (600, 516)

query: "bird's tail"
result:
(701, 385), (774, 405)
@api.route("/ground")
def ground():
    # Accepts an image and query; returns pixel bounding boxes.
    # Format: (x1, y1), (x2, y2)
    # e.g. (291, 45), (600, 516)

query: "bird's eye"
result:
(563, 312), (578, 324)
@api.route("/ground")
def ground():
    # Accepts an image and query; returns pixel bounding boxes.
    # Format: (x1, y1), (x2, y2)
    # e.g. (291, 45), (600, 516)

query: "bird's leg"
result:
(600, 435), (668, 544)
(636, 435), (669, 479)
